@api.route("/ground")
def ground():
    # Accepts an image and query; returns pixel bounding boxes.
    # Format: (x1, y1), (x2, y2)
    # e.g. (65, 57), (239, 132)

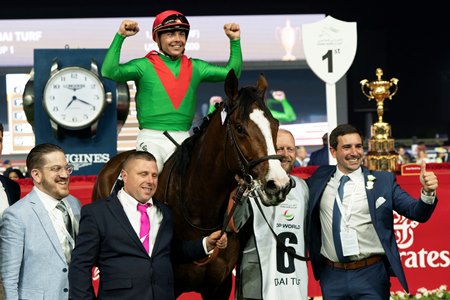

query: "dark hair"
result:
(0, 123), (3, 134)
(322, 132), (328, 145)
(329, 124), (364, 150)
(122, 151), (156, 170)
(26, 143), (65, 171)
(5, 168), (25, 179)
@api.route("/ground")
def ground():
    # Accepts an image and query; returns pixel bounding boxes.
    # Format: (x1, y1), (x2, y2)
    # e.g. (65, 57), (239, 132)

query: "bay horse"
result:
(92, 70), (293, 299)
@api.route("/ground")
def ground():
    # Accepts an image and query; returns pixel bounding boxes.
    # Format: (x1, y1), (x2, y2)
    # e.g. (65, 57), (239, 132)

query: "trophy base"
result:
(282, 54), (296, 61)
(366, 121), (398, 172)
(366, 151), (398, 172)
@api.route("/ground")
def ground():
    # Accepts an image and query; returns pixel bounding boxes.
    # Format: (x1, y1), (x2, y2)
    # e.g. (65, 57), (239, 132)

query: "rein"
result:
(170, 102), (288, 266)
(195, 176), (259, 266)
(176, 104), (283, 233)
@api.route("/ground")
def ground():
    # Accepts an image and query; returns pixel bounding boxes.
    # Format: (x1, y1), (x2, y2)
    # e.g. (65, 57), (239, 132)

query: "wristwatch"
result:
(42, 59), (112, 138)
(421, 189), (435, 197)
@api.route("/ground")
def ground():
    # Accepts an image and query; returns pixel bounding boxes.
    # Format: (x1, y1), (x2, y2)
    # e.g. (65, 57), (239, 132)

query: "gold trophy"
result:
(360, 68), (399, 172)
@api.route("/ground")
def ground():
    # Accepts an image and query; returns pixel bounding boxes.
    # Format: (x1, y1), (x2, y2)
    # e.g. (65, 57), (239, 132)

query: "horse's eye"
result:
(235, 124), (244, 134)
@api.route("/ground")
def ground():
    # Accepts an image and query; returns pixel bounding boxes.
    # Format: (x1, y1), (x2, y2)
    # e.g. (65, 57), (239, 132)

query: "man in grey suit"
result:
(0, 143), (82, 300)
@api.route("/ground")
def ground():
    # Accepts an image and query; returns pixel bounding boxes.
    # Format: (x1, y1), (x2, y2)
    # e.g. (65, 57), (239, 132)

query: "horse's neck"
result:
(185, 119), (236, 201)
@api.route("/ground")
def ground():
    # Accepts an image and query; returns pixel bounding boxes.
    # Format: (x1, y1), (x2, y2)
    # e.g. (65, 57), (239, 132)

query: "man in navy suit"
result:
(308, 132), (329, 166)
(69, 151), (227, 300)
(0, 123), (20, 300)
(307, 124), (438, 299)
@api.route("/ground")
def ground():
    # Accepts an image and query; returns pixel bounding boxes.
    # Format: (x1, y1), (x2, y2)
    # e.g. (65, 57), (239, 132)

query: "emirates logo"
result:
(394, 211), (419, 249)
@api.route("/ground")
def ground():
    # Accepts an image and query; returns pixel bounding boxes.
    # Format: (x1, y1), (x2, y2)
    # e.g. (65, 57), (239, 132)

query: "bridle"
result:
(225, 103), (283, 183)
(184, 102), (285, 231)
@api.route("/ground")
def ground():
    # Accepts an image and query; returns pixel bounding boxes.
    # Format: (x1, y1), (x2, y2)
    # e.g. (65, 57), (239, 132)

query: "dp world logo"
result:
(282, 210), (295, 221)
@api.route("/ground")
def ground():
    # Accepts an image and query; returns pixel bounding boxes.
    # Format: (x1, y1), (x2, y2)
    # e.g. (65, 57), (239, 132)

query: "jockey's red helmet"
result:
(152, 10), (190, 41)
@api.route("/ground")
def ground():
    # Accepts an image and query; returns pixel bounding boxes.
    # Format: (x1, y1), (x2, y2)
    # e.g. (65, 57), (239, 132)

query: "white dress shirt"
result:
(34, 187), (75, 262)
(117, 189), (162, 256)
(117, 188), (212, 256)
(320, 168), (384, 262)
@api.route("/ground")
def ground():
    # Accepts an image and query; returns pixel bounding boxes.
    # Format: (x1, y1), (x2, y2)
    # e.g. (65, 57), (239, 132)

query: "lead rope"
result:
(194, 178), (254, 266)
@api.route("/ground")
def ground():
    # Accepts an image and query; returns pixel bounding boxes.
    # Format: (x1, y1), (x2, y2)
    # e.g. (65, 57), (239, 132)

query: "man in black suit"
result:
(308, 132), (330, 166)
(0, 123), (21, 300)
(69, 151), (227, 300)
(0, 123), (20, 216)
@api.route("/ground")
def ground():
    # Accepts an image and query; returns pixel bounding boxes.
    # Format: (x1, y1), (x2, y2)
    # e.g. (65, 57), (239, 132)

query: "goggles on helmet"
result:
(152, 10), (190, 41)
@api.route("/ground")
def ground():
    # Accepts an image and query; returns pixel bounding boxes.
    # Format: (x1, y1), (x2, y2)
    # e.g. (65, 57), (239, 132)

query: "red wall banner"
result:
(17, 165), (450, 298)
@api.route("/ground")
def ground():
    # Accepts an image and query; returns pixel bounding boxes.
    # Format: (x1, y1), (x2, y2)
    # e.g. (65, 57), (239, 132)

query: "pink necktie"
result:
(137, 203), (151, 253)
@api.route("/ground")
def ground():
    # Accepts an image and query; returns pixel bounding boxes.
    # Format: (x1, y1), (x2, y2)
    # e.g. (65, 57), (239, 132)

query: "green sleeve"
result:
(193, 39), (243, 82)
(101, 33), (143, 82)
(268, 98), (297, 123)
(101, 33), (125, 79)
(228, 39), (243, 78)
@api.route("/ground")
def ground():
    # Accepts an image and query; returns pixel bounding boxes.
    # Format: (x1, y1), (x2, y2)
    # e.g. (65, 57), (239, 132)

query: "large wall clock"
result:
(42, 59), (111, 137)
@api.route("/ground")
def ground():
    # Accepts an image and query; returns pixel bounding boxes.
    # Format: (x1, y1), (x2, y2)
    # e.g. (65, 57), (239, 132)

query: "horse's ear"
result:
(256, 72), (268, 99)
(224, 69), (239, 107)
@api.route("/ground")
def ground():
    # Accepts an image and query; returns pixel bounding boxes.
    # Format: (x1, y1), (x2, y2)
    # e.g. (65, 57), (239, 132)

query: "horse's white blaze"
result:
(249, 109), (290, 187)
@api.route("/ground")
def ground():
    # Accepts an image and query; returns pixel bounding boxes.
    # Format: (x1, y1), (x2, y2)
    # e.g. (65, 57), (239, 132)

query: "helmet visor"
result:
(153, 13), (190, 34)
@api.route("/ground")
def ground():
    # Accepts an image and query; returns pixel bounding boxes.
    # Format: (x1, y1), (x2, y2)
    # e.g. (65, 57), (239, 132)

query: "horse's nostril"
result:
(265, 180), (278, 194)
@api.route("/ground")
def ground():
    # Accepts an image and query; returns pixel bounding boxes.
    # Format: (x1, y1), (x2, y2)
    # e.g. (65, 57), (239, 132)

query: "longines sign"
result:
(65, 153), (110, 171)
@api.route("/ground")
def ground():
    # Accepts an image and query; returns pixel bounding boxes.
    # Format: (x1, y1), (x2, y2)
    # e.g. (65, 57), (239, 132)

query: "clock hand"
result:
(65, 96), (77, 110)
(74, 97), (96, 109)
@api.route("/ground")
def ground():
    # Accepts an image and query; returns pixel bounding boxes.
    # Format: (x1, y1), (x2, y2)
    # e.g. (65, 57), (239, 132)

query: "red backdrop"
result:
(17, 165), (450, 298)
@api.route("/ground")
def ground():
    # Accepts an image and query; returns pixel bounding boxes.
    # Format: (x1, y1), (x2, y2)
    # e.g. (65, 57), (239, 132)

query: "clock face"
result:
(43, 66), (106, 130)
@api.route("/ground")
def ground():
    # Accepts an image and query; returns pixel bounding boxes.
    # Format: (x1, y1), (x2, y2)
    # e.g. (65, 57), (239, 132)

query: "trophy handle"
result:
(360, 79), (373, 99)
(388, 78), (399, 99)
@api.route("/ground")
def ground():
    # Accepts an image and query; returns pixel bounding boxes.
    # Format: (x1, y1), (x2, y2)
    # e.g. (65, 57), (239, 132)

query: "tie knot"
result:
(56, 201), (67, 213)
(340, 175), (350, 185)
(137, 203), (150, 213)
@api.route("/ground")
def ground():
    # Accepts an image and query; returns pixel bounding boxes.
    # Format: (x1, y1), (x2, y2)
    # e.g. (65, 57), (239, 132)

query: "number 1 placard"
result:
(302, 16), (357, 165)
(302, 16), (357, 84)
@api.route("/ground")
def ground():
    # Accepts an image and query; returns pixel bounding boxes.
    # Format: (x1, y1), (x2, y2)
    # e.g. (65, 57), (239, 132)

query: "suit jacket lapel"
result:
(150, 200), (169, 255)
(28, 190), (67, 263)
(107, 195), (148, 254)
(362, 167), (377, 224)
(313, 166), (336, 209)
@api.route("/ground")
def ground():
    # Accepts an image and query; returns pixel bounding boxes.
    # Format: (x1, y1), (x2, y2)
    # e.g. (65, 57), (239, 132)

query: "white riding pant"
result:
(136, 129), (190, 174)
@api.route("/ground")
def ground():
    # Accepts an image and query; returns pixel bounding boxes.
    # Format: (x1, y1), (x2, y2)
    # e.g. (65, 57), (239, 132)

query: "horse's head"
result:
(223, 70), (293, 206)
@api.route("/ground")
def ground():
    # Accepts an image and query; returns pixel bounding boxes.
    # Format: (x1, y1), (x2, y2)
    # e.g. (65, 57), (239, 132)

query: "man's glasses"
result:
(43, 164), (74, 175)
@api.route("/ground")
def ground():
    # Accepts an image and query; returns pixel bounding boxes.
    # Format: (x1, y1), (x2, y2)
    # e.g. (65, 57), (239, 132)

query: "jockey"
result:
(102, 10), (242, 173)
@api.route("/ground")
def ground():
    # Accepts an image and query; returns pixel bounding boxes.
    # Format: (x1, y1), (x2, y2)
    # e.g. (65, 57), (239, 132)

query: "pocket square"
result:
(375, 197), (386, 209)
